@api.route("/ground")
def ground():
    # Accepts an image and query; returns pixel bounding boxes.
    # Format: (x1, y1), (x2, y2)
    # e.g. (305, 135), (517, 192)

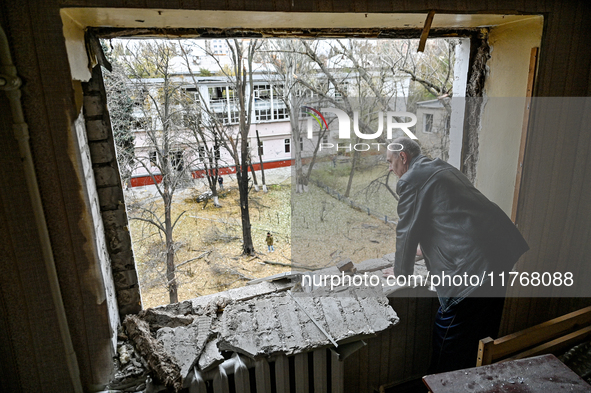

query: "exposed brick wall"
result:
(74, 112), (120, 354)
(82, 65), (142, 317)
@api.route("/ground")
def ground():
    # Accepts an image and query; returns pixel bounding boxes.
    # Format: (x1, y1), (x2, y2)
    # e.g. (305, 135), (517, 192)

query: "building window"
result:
(170, 151), (184, 171)
(229, 110), (240, 124)
(423, 113), (434, 133)
(300, 137), (304, 150)
(183, 87), (200, 104)
(133, 117), (150, 130)
(149, 151), (157, 166)
(254, 84), (271, 99)
(208, 86), (225, 102)
(322, 133), (329, 143)
(274, 106), (288, 120)
(255, 108), (272, 121)
(284, 138), (291, 153)
(198, 146), (206, 161)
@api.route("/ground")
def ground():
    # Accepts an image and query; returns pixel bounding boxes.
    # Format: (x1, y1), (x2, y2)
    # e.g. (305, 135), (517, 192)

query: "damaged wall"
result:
(81, 65), (142, 318)
(460, 29), (490, 183)
(475, 17), (544, 215)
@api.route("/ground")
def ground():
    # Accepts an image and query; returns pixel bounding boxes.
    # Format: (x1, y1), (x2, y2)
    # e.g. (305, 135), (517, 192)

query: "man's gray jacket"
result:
(394, 155), (529, 310)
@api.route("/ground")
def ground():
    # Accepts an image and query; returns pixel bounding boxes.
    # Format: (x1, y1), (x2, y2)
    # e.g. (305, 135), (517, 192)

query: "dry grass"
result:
(128, 182), (291, 308)
(291, 183), (397, 270)
(127, 162), (399, 308)
(310, 154), (399, 220)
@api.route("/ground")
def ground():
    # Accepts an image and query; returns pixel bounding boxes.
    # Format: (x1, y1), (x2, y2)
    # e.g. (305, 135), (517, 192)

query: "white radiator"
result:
(188, 348), (344, 393)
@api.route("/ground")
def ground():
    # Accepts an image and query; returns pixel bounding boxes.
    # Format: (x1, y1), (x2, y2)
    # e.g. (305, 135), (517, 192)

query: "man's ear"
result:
(400, 151), (408, 164)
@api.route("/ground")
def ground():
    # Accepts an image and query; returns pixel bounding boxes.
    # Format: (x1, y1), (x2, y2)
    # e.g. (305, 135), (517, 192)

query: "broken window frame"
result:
(89, 25), (489, 312)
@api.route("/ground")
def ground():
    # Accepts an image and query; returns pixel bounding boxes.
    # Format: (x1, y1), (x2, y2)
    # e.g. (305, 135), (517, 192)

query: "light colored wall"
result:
(416, 106), (448, 159)
(131, 121), (294, 178)
(474, 17), (543, 215)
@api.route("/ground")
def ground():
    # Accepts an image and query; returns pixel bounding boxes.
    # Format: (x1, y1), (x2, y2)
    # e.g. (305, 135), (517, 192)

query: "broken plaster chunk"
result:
(357, 297), (399, 332)
(217, 291), (399, 359)
(118, 344), (132, 365)
(156, 317), (212, 380)
(201, 294), (232, 315)
(198, 338), (225, 372)
(382, 253), (396, 263)
(156, 300), (194, 316)
(123, 315), (182, 392)
(337, 258), (354, 272)
(138, 308), (194, 332)
(218, 302), (259, 357)
(355, 258), (392, 273)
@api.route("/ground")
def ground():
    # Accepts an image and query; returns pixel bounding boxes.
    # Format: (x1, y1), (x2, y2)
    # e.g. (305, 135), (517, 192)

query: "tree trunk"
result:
(238, 162), (255, 255)
(292, 116), (305, 193)
(164, 192), (178, 304)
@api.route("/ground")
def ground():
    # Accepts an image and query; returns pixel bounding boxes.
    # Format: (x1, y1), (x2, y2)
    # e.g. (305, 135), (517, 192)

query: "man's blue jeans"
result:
(429, 289), (505, 374)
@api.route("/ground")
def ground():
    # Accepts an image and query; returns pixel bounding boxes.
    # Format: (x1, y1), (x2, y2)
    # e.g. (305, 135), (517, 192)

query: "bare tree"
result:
(176, 43), (235, 208)
(297, 39), (405, 197)
(180, 39), (260, 255)
(103, 42), (135, 187)
(199, 39), (261, 255)
(259, 40), (317, 193)
(112, 39), (200, 304)
(382, 39), (455, 160)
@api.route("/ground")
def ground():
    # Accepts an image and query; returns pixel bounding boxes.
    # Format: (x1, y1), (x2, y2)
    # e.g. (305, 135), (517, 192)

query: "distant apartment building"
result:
(414, 99), (451, 160)
(127, 58), (412, 187)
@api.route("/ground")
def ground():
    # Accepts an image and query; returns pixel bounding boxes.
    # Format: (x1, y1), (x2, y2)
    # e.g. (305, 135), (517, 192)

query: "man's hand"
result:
(382, 267), (394, 278)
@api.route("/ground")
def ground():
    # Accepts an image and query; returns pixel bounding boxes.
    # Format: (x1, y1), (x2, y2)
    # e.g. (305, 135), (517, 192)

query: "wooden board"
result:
(478, 305), (591, 366)
(511, 46), (538, 223)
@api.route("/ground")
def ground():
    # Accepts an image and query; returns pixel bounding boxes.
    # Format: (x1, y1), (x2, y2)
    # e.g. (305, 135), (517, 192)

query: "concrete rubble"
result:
(105, 329), (150, 392)
(156, 315), (212, 379)
(112, 254), (420, 391)
(198, 337), (225, 372)
(218, 291), (399, 357)
(123, 315), (182, 392)
(138, 307), (194, 332)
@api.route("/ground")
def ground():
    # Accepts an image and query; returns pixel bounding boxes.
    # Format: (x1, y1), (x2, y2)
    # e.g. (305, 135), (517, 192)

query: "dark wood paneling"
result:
(344, 343), (361, 392)
(0, 95), (46, 392)
(388, 293), (409, 382)
(3, 0), (117, 388)
(54, 0), (556, 12)
(0, 4), (81, 392)
(344, 295), (439, 391)
(503, 0), (591, 327)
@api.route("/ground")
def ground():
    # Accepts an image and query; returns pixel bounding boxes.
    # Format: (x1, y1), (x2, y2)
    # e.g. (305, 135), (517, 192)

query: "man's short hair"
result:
(393, 137), (421, 159)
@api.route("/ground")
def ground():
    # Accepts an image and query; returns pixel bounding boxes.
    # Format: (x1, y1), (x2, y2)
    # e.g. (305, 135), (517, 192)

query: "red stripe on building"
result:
(129, 159), (293, 187)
